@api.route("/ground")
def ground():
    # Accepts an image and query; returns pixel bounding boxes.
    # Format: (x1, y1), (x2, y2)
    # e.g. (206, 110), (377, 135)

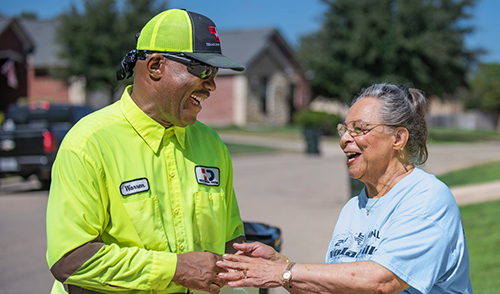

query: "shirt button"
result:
(169, 171), (176, 177)
(208, 194), (213, 201)
(179, 244), (184, 251)
(174, 208), (180, 215)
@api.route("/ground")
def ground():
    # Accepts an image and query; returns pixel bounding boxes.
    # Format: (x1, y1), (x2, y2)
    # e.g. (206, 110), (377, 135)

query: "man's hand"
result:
(233, 242), (282, 262)
(172, 251), (226, 294)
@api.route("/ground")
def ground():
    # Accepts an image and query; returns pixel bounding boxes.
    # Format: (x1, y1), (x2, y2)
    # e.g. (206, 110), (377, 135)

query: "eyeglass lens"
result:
(189, 65), (218, 79)
(337, 121), (364, 137)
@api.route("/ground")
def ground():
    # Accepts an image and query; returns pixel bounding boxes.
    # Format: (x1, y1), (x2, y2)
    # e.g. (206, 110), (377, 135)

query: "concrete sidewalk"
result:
(450, 181), (500, 205)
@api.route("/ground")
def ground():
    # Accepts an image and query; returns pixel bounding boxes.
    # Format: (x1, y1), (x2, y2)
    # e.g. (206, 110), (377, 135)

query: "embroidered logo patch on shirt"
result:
(195, 166), (220, 186)
(120, 178), (150, 196)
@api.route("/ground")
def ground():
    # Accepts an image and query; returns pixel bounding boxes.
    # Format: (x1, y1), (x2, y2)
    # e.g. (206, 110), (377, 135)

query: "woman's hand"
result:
(216, 250), (288, 289)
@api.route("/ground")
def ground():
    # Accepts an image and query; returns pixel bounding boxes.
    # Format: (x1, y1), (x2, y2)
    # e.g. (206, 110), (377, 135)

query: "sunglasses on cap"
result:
(145, 52), (218, 79)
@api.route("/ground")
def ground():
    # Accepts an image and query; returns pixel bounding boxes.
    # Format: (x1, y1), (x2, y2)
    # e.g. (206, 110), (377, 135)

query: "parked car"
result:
(0, 101), (94, 189)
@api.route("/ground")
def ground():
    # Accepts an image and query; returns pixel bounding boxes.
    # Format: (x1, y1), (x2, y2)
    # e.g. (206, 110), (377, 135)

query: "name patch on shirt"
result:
(120, 178), (150, 196)
(195, 166), (220, 186)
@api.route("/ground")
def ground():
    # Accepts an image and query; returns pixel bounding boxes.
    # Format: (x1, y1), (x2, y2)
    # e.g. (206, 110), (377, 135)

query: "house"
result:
(0, 16), (85, 112)
(19, 18), (86, 106)
(1, 16), (312, 127)
(197, 28), (312, 126)
(0, 16), (34, 113)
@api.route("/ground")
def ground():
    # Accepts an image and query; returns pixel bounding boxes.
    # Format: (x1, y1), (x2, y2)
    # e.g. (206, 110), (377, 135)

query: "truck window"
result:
(5, 104), (93, 125)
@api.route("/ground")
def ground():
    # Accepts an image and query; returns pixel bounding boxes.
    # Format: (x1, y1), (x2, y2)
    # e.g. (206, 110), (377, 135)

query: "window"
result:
(260, 77), (268, 113)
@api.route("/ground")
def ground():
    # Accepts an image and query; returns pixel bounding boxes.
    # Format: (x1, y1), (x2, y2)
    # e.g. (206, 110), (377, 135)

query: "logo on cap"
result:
(195, 166), (220, 186)
(209, 26), (220, 42)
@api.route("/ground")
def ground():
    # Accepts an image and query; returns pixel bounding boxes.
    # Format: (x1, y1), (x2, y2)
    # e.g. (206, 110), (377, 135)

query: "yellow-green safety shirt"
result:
(46, 86), (245, 294)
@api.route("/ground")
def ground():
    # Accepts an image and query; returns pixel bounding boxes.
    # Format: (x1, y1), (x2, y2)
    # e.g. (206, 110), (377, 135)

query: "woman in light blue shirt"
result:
(217, 83), (473, 294)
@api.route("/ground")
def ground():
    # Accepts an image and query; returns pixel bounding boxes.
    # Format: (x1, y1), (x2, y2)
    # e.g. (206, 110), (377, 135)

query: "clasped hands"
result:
(216, 242), (289, 289)
(174, 243), (286, 294)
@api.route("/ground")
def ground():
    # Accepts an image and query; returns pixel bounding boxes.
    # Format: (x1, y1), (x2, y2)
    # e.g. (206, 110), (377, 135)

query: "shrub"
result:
(293, 109), (341, 136)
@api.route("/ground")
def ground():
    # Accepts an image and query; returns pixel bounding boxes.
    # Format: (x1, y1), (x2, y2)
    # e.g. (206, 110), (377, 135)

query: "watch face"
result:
(283, 271), (291, 279)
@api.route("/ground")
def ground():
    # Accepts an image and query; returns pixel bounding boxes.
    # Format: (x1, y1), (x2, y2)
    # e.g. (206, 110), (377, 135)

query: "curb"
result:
(451, 181), (500, 206)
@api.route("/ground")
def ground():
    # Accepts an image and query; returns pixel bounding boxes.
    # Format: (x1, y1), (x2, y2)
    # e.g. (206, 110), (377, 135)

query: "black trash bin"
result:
(244, 222), (282, 251)
(243, 222), (282, 294)
(303, 126), (321, 155)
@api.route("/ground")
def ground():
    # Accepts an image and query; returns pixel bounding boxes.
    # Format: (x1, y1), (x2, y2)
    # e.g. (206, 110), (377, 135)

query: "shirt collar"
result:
(172, 125), (186, 149)
(120, 85), (186, 152)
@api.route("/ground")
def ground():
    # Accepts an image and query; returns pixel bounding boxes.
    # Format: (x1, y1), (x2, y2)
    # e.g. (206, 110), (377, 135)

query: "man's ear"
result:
(147, 54), (164, 80)
(393, 127), (409, 151)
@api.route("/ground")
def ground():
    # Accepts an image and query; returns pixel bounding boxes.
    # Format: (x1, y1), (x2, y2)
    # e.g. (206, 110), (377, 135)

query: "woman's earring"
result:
(399, 147), (405, 159)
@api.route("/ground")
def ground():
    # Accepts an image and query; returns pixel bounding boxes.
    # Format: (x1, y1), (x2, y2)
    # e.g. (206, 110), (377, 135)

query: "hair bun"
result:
(397, 84), (411, 100)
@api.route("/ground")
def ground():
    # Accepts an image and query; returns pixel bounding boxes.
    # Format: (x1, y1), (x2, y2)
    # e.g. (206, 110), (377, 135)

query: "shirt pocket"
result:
(193, 191), (227, 250)
(123, 195), (169, 251)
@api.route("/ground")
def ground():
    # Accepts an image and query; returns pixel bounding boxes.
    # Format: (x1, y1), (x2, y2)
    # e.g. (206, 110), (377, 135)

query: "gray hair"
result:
(353, 83), (429, 165)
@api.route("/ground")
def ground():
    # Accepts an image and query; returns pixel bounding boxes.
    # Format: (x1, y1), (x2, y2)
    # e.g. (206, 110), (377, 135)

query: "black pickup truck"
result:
(0, 101), (93, 189)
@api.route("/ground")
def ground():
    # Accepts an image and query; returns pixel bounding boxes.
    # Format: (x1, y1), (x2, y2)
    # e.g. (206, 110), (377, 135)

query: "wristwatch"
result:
(282, 261), (296, 289)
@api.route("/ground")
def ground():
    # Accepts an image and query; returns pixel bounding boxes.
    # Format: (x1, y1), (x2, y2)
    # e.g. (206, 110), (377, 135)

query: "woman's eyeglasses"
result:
(146, 52), (219, 79)
(337, 121), (398, 137)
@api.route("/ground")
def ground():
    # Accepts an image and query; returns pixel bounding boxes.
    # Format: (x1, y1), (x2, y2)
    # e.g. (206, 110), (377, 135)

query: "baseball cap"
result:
(137, 9), (244, 71)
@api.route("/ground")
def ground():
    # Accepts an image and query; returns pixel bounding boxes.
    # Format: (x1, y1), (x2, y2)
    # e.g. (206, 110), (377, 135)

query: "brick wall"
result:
(27, 67), (69, 102)
(197, 75), (236, 126)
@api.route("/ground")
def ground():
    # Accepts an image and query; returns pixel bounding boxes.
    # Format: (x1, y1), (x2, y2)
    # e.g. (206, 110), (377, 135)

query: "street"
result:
(0, 185), (53, 293)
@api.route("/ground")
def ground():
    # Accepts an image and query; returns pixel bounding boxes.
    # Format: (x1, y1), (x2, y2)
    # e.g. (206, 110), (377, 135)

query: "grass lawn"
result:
(428, 127), (500, 143)
(443, 159), (500, 293)
(224, 142), (279, 155)
(437, 160), (500, 187)
(460, 199), (500, 294)
(213, 125), (304, 141)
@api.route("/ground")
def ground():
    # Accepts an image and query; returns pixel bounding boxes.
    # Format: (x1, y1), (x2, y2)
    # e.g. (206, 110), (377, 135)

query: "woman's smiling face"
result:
(340, 97), (397, 184)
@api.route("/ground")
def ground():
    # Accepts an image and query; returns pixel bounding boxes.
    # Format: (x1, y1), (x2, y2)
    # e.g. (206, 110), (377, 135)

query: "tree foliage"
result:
(298, 0), (480, 103)
(468, 63), (500, 111)
(55, 0), (167, 102)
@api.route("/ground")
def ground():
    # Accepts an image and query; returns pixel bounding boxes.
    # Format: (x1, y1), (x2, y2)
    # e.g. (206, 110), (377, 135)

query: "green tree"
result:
(298, 0), (480, 103)
(468, 63), (500, 111)
(56, 0), (166, 104)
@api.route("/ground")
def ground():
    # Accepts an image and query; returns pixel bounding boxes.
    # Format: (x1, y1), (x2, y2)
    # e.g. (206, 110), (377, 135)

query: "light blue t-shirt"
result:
(326, 167), (473, 294)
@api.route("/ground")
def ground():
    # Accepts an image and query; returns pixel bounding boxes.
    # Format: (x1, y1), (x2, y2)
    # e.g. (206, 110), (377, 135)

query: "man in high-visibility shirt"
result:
(46, 9), (246, 294)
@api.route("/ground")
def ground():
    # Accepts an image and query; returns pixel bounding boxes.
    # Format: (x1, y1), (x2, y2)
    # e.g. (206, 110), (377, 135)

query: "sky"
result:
(2, 0), (499, 63)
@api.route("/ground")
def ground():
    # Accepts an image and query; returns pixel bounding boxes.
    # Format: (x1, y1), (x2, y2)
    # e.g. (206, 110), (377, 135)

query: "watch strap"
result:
(283, 262), (296, 289)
